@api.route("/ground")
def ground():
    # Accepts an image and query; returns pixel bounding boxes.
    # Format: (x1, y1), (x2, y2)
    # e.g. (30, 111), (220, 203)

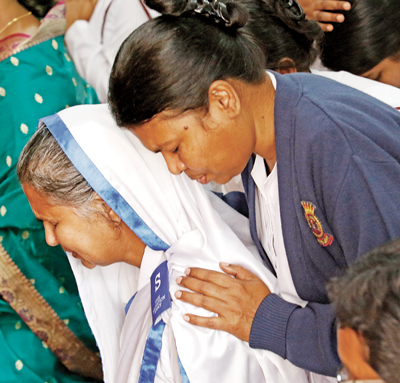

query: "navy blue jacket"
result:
(242, 72), (400, 376)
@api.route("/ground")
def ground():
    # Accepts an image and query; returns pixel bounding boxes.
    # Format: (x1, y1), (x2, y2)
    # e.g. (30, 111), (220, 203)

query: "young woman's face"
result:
(361, 55), (400, 88)
(23, 184), (126, 269)
(133, 110), (255, 185)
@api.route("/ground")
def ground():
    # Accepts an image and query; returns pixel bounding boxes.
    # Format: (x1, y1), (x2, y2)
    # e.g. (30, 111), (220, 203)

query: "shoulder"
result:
(311, 69), (400, 109)
(277, 72), (400, 151)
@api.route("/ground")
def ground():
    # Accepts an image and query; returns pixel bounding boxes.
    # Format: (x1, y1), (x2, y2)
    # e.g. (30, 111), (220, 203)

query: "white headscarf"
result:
(42, 104), (316, 383)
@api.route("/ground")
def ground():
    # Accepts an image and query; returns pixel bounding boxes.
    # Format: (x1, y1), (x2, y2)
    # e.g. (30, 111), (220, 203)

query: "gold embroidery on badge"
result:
(301, 201), (333, 247)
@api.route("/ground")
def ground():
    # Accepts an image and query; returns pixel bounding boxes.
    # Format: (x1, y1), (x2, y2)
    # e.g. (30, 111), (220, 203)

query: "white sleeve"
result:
(64, 0), (152, 102)
(65, 20), (111, 102)
(311, 69), (400, 110)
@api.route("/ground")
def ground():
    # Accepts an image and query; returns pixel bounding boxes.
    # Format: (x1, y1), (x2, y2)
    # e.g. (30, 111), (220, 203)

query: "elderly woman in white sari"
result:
(17, 104), (333, 383)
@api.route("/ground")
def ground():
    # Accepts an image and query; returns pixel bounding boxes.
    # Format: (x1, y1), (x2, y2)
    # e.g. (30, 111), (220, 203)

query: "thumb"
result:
(219, 263), (257, 281)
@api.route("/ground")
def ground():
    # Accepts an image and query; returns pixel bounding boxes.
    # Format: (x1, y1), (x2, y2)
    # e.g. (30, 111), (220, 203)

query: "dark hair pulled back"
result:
(109, 0), (266, 127)
(242, 0), (323, 72)
(321, 0), (400, 74)
(17, 0), (55, 18)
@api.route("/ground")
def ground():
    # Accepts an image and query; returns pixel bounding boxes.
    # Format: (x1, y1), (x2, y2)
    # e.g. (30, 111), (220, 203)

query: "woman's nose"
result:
(43, 221), (59, 247)
(162, 153), (187, 175)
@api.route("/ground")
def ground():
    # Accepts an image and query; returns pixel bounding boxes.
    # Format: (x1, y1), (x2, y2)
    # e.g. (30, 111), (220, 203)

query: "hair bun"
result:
(145, 0), (248, 28)
(225, 2), (249, 28)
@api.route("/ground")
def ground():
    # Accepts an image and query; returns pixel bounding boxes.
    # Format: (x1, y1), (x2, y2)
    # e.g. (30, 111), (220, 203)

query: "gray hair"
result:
(17, 122), (99, 219)
(327, 239), (400, 383)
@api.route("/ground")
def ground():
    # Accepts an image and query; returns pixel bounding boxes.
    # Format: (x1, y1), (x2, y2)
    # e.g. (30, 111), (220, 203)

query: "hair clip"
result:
(279, 0), (305, 21)
(185, 0), (231, 26)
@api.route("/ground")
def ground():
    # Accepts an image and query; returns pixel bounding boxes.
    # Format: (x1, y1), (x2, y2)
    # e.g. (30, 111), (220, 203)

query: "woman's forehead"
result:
(22, 184), (59, 219)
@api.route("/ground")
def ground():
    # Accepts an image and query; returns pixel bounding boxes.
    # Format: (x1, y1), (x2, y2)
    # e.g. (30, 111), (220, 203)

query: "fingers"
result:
(176, 292), (253, 342)
(182, 314), (221, 330)
(219, 263), (260, 280)
(312, 11), (345, 23)
(317, 22), (334, 32)
(173, 265), (271, 341)
(300, 0), (351, 31)
(175, 288), (228, 315)
(314, 0), (351, 11)
(181, 267), (236, 288)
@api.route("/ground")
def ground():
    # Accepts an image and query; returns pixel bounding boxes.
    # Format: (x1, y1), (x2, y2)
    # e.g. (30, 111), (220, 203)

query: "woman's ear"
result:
(93, 193), (121, 224)
(208, 80), (241, 121)
(337, 327), (380, 380)
(275, 57), (297, 74)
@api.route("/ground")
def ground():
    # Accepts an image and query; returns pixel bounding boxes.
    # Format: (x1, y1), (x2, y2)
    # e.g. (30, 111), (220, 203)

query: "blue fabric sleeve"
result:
(250, 73), (400, 377)
(249, 294), (297, 357)
(249, 294), (339, 377)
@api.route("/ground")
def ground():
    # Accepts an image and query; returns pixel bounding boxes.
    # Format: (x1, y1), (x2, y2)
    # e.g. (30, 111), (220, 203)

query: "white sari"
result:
(41, 104), (320, 383)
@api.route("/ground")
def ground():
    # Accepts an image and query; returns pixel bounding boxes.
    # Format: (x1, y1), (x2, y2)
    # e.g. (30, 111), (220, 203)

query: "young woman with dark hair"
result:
(108, 0), (400, 377)
(237, 0), (400, 108)
(239, 0), (323, 73)
(321, 0), (400, 88)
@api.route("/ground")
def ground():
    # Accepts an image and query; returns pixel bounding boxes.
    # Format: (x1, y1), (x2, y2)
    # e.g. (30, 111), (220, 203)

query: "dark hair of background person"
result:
(327, 239), (400, 383)
(17, 0), (55, 18)
(241, 0), (323, 73)
(320, 0), (400, 74)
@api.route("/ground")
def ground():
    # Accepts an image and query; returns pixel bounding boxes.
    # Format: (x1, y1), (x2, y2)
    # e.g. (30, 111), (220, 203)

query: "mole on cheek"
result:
(184, 126), (188, 130)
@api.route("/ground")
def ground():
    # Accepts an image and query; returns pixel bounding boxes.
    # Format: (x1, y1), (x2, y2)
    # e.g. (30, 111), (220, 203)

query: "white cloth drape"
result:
(51, 104), (322, 383)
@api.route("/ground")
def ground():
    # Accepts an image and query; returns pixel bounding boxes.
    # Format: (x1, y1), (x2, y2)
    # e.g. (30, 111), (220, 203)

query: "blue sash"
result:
(43, 113), (190, 383)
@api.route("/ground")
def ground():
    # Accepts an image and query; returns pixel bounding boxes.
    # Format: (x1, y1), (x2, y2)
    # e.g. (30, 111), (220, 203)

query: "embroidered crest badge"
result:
(301, 201), (333, 247)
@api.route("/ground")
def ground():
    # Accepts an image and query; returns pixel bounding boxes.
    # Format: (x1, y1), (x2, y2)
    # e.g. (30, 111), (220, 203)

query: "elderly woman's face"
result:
(22, 184), (127, 269)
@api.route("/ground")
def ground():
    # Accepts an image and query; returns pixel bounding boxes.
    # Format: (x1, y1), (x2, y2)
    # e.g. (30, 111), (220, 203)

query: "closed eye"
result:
(173, 146), (179, 153)
(36, 217), (57, 227)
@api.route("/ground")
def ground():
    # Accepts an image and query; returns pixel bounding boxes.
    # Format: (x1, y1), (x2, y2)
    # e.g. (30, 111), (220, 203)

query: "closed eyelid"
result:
(38, 217), (57, 226)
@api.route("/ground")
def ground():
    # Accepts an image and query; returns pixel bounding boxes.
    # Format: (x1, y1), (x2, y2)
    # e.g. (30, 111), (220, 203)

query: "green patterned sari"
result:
(0, 6), (101, 382)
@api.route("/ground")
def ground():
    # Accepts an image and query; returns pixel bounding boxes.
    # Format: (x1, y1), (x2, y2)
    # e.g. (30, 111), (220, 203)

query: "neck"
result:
(0, 0), (39, 39)
(242, 75), (276, 172)
(120, 222), (146, 268)
(0, 0), (26, 23)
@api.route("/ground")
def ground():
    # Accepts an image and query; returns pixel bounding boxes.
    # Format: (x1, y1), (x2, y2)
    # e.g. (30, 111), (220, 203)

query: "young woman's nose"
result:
(43, 221), (59, 247)
(162, 152), (187, 175)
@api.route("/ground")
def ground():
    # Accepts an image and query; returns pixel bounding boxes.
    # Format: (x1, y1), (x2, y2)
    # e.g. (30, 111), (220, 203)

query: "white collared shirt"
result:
(252, 157), (307, 307)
